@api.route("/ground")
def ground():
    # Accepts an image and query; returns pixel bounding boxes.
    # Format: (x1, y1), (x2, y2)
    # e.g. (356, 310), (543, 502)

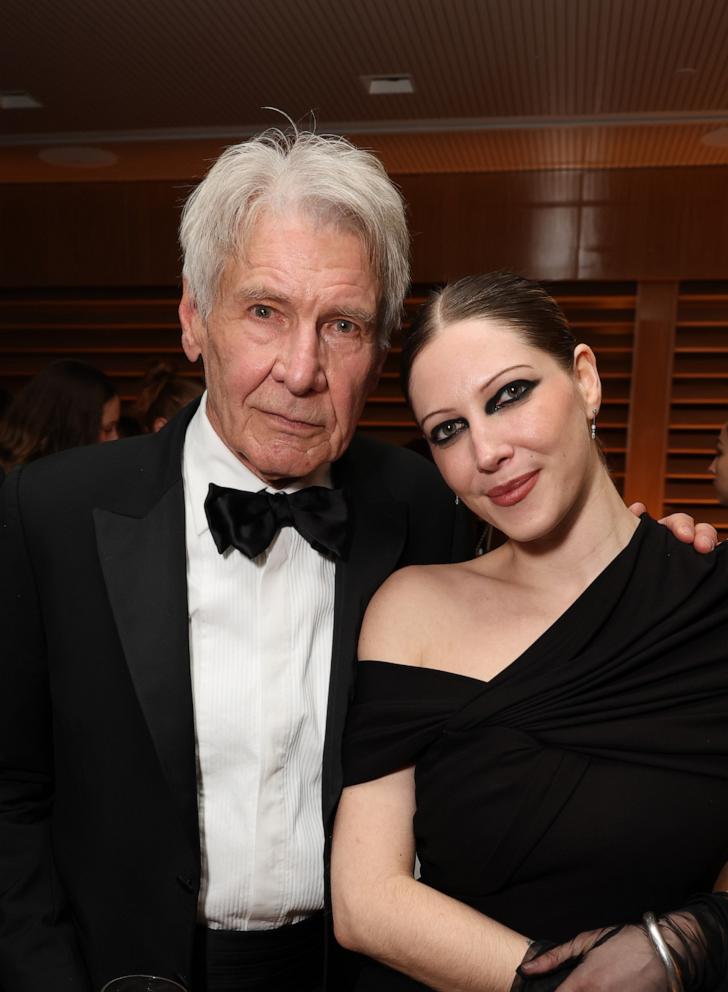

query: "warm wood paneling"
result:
(664, 283), (728, 537)
(0, 288), (189, 402)
(623, 283), (678, 514)
(4, 166), (728, 290)
(0, 183), (183, 287)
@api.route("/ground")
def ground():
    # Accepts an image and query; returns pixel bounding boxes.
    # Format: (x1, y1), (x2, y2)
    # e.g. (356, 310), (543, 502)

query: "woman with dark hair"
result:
(331, 272), (728, 992)
(0, 359), (119, 471)
(132, 362), (203, 433)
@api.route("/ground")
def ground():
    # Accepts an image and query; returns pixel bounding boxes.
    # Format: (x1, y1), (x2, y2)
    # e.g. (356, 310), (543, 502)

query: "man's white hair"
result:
(179, 128), (410, 347)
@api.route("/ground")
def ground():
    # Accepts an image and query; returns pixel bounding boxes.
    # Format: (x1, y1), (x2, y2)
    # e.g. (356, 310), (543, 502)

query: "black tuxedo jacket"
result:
(0, 401), (472, 992)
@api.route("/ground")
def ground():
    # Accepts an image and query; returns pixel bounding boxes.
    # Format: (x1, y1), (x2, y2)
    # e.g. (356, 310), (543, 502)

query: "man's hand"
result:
(629, 504), (717, 553)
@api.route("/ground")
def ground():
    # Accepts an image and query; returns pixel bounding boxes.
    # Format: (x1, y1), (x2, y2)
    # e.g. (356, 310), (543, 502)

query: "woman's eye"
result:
(486, 379), (535, 414)
(430, 418), (467, 446)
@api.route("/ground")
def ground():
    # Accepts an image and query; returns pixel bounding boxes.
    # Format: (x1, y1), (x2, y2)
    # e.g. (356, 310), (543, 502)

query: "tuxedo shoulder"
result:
(10, 430), (178, 517)
(344, 433), (449, 499)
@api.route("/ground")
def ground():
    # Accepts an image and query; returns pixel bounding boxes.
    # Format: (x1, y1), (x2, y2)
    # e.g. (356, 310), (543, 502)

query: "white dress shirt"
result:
(182, 393), (335, 930)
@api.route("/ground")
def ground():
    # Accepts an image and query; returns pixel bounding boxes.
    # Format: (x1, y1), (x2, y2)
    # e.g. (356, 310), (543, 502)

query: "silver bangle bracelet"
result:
(642, 911), (684, 992)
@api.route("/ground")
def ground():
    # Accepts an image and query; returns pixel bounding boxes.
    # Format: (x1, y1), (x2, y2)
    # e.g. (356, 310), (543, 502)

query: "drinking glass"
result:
(100, 977), (187, 992)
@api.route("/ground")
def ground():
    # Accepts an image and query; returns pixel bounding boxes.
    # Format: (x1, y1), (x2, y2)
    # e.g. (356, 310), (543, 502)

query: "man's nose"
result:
(274, 324), (326, 395)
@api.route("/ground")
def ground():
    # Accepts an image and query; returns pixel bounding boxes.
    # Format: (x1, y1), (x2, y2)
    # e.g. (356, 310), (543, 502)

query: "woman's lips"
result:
(486, 470), (540, 507)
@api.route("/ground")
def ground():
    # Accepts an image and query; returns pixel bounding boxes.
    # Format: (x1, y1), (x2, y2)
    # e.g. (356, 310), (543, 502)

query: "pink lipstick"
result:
(486, 470), (540, 507)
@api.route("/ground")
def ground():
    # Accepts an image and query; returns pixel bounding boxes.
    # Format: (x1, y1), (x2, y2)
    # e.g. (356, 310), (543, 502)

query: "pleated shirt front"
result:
(184, 394), (335, 930)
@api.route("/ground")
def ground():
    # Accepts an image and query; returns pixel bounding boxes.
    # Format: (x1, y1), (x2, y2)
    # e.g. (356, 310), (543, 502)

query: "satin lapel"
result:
(321, 482), (407, 829)
(94, 477), (198, 849)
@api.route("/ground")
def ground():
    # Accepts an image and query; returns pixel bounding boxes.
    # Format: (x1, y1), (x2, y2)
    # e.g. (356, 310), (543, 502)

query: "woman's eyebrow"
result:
(419, 364), (533, 428)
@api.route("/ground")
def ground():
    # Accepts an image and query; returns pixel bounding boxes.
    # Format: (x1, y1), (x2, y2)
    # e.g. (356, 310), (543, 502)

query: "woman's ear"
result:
(573, 343), (602, 416)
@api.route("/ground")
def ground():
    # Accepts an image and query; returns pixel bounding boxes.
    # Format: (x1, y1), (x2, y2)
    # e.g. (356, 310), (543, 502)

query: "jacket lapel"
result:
(322, 446), (408, 829)
(93, 406), (199, 848)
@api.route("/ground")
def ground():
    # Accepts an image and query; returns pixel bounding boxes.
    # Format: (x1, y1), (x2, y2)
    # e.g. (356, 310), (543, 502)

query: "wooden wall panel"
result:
(3, 165), (728, 289)
(623, 283), (678, 514)
(665, 284), (728, 539)
(402, 171), (582, 283)
(0, 183), (183, 288)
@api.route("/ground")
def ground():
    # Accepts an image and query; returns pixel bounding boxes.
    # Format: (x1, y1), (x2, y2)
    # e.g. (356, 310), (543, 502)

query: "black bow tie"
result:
(204, 482), (350, 560)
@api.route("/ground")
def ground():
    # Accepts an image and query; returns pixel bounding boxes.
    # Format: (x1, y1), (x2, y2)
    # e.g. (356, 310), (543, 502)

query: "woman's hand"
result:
(512, 925), (671, 992)
(512, 893), (728, 992)
(628, 504), (718, 552)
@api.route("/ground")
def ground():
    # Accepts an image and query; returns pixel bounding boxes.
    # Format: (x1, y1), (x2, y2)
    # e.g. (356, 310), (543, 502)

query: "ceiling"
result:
(3, 0), (728, 181)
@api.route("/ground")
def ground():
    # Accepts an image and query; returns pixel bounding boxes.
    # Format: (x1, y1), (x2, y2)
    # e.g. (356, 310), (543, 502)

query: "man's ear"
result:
(179, 280), (204, 363)
(573, 343), (602, 417)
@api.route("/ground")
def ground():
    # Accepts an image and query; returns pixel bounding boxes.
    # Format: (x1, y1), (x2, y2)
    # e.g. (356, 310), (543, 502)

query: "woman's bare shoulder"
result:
(358, 562), (467, 667)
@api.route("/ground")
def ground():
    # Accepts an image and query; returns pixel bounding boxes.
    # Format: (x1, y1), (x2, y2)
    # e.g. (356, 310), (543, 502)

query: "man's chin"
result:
(233, 439), (335, 485)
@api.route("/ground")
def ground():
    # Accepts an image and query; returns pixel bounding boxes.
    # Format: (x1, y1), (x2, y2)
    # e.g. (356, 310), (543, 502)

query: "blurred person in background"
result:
(709, 421), (728, 505)
(0, 358), (119, 471)
(133, 361), (203, 433)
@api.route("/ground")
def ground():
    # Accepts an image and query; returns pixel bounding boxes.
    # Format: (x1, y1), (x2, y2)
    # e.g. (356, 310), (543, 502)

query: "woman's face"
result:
(709, 424), (728, 506)
(409, 317), (601, 542)
(98, 395), (120, 442)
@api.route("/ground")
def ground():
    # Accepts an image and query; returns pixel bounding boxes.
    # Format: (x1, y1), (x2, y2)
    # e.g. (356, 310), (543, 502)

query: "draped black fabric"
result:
(341, 517), (728, 989)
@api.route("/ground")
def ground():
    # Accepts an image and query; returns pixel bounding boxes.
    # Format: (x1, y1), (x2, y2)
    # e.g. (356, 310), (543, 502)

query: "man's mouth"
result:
(259, 410), (324, 433)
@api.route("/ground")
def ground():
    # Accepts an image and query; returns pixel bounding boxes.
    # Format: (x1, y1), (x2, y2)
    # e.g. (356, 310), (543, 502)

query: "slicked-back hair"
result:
(179, 128), (410, 347)
(401, 271), (577, 402)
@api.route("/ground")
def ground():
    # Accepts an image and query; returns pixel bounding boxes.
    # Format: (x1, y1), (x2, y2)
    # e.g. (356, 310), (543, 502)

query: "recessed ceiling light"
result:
(361, 74), (415, 96)
(38, 146), (119, 168)
(701, 127), (728, 148)
(0, 91), (43, 110)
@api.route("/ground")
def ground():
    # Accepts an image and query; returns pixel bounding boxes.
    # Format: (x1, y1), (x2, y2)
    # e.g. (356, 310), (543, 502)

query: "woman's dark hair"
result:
(401, 272), (576, 403)
(0, 359), (117, 470)
(132, 362), (202, 432)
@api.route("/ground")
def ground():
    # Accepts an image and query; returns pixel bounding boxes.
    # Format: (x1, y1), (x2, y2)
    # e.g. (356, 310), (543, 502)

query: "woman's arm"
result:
(332, 765), (528, 992)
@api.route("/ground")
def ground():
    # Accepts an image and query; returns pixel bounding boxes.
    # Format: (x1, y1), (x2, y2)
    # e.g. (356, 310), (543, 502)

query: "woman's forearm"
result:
(334, 870), (528, 992)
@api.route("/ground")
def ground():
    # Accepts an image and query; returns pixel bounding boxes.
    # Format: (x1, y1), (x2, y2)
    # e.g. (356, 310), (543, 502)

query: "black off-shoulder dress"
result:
(341, 517), (728, 990)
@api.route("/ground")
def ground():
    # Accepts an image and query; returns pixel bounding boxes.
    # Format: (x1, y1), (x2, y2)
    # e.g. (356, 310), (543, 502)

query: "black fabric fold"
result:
(342, 516), (728, 949)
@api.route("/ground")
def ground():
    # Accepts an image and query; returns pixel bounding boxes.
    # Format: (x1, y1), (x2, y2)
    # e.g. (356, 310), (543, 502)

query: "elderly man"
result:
(0, 130), (715, 992)
(0, 131), (471, 992)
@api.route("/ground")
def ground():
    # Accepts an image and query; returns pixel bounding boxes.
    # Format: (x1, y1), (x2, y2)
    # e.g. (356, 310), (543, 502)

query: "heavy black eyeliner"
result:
(429, 418), (467, 446)
(485, 378), (538, 415)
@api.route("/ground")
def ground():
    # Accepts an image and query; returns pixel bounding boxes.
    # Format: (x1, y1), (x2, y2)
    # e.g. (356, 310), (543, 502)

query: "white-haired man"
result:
(0, 131), (472, 992)
(0, 130), (715, 992)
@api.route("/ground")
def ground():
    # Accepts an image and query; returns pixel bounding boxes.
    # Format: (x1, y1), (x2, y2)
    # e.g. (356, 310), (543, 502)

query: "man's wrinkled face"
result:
(180, 210), (383, 485)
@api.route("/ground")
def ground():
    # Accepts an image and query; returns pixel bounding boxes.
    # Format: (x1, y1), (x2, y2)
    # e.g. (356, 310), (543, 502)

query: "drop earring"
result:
(591, 408), (598, 441)
(455, 495), (460, 506)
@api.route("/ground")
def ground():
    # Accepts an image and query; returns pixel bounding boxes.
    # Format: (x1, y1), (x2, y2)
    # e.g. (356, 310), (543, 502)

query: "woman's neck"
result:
(500, 467), (640, 595)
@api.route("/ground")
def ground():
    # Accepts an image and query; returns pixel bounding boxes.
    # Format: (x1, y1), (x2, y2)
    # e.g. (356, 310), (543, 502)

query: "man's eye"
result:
(252, 305), (273, 319)
(486, 379), (535, 414)
(335, 319), (357, 334)
(430, 418), (467, 446)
